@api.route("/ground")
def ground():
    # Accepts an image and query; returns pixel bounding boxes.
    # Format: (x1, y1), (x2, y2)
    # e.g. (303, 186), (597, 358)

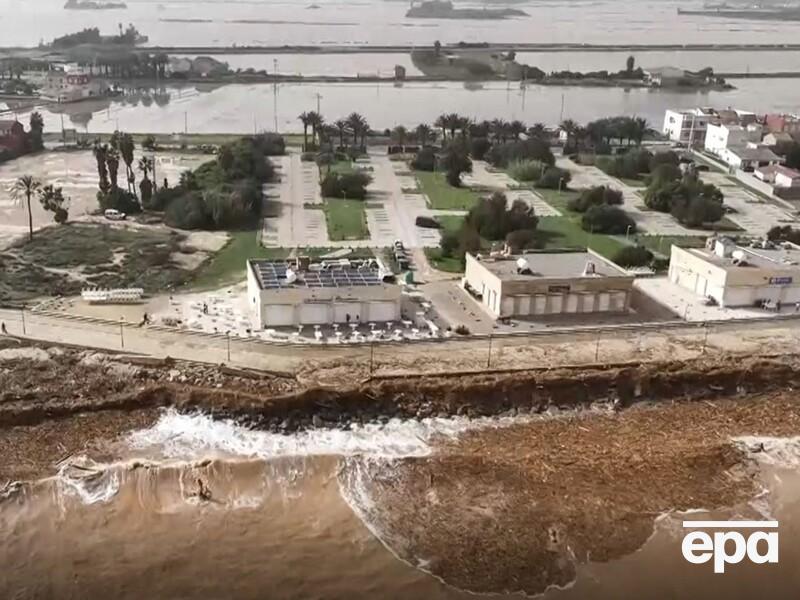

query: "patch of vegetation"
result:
(643, 165), (725, 228)
(581, 205), (636, 235)
(321, 198), (369, 241)
(416, 171), (479, 210)
(188, 229), (287, 290)
(567, 186), (624, 213)
(637, 235), (707, 256)
(320, 171), (372, 200)
(612, 245), (654, 268)
(0, 223), (191, 302)
(536, 217), (626, 259)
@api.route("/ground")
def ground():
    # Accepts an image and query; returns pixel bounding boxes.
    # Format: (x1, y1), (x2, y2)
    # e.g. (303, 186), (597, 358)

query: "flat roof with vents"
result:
(248, 260), (384, 290)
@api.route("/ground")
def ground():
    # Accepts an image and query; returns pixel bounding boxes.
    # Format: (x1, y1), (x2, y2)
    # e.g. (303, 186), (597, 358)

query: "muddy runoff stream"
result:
(4, 353), (800, 597)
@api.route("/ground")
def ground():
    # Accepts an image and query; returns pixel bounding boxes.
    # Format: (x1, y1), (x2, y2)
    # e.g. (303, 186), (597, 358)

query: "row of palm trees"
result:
(298, 111), (371, 151)
(91, 132), (155, 200)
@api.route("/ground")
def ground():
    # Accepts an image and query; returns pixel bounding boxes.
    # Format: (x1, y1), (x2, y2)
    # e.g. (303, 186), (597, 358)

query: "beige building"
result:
(463, 251), (634, 319)
(247, 258), (401, 328)
(669, 238), (800, 307)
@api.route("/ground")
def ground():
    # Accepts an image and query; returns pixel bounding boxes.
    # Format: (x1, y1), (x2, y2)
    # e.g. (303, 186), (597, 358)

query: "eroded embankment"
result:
(2, 340), (799, 483)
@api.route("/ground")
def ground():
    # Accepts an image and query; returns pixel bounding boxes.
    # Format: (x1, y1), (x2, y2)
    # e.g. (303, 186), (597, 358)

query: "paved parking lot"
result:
(507, 189), (562, 217)
(262, 153), (333, 248)
(700, 172), (797, 236)
(558, 157), (699, 236)
(462, 161), (518, 189)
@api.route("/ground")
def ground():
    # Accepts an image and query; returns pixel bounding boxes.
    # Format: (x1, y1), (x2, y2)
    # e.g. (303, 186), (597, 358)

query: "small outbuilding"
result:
(246, 258), (401, 328)
(463, 250), (634, 319)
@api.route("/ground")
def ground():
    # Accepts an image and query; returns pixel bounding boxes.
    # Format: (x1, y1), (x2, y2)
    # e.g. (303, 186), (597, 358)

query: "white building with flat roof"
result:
(247, 258), (401, 328)
(704, 122), (763, 156)
(669, 237), (800, 307)
(463, 250), (634, 319)
(662, 108), (718, 147)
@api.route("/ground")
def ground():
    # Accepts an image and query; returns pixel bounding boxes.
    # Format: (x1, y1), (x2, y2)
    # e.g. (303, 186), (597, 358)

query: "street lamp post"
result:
(226, 331), (231, 362)
(626, 224), (632, 242)
(119, 317), (125, 349)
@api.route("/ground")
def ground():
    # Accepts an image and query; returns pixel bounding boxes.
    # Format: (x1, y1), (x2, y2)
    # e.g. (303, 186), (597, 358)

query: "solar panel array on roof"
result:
(252, 261), (383, 289)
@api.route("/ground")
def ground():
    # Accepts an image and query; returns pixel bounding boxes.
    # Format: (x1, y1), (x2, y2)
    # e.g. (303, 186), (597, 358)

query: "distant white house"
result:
(40, 66), (108, 103)
(718, 144), (782, 172)
(775, 166), (800, 189)
(662, 107), (717, 146)
(704, 122), (763, 155)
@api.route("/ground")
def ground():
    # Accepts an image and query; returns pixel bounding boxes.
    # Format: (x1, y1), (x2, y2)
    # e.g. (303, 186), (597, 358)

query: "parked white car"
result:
(104, 209), (127, 221)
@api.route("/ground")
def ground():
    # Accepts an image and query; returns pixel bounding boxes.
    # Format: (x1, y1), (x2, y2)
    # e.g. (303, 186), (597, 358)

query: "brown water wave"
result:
(3, 411), (800, 599)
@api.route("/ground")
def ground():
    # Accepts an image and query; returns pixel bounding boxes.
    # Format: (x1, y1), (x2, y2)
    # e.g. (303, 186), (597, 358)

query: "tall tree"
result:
(106, 146), (121, 190)
(334, 119), (347, 149)
(509, 120), (526, 140)
(434, 114), (448, 142)
(119, 132), (136, 196)
(298, 112), (310, 151)
(138, 156), (154, 207)
(38, 184), (69, 224)
(29, 111), (44, 151)
(92, 142), (110, 194)
(415, 123), (432, 146)
(391, 125), (408, 150)
(306, 111), (324, 148)
(11, 175), (41, 240)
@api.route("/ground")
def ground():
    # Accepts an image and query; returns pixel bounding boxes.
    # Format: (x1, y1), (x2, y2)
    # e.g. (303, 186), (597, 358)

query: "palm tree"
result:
(434, 114), (448, 142)
(119, 133), (136, 196)
(92, 142), (110, 194)
(334, 119), (347, 149)
(415, 123), (432, 146)
(560, 118), (578, 148)
(456, 116), (472, 139)
(490, 119), (510, 143)
(307, 111), (324, 148)
(634, 117), (650, 145)
(138, 156), (153, 180)
(11, 175), (41, 241)
(347, 112), (369, 150)
(391, 125), (408, 151)
(509, 120), (526, 140)
(298, 112), (310, 150)
(528, 122), (547, 140)
(106, 146), (120, 190)
(445, 112), (460, 141)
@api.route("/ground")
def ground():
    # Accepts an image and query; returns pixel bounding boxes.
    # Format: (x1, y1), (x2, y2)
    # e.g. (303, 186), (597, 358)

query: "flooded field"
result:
(7, 77), (800, 135)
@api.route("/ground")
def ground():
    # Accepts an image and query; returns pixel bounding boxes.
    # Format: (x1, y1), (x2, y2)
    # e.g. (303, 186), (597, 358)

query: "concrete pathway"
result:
(700, 171), (797, 236)
(558, 157), (697, 236)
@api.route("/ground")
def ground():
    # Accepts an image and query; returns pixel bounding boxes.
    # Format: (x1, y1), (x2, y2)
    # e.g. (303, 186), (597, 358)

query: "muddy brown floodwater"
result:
(4, 341), (800, 597)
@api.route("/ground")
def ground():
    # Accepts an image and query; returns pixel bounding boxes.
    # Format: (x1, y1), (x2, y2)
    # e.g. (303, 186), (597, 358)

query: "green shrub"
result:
(581, 205), (635, 234)
(411, 147), (436, 171)
(486, 138), (554, 168)
(508, 159), (547, 182)
(613, 245), (653, 267)
(320, 171), (372, 200)
(470, 137), (491, 160)
(505, 228), (540, 252)
(466, 192), (538, 241)
(98, 189), (141, 214)
(536, 166), (572, 190)
(568, 186), (623, 212)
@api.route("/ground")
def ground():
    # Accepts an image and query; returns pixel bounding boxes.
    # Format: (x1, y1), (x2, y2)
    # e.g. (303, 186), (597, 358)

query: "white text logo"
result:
(681, 520), (778, 573)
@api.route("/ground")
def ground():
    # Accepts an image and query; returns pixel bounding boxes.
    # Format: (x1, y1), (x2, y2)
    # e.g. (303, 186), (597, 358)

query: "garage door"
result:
(565, 293), (579, 314)
(548, 294), (564, 314)
(579, 292), (595, 313)
(334, 302), (362, 323)
(264, 304), (294, 327)
(368, 300), (398, 322)
(300, 302), (329, 325)
(533, 295), (547, 315)
(597, 292), (610, 312)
